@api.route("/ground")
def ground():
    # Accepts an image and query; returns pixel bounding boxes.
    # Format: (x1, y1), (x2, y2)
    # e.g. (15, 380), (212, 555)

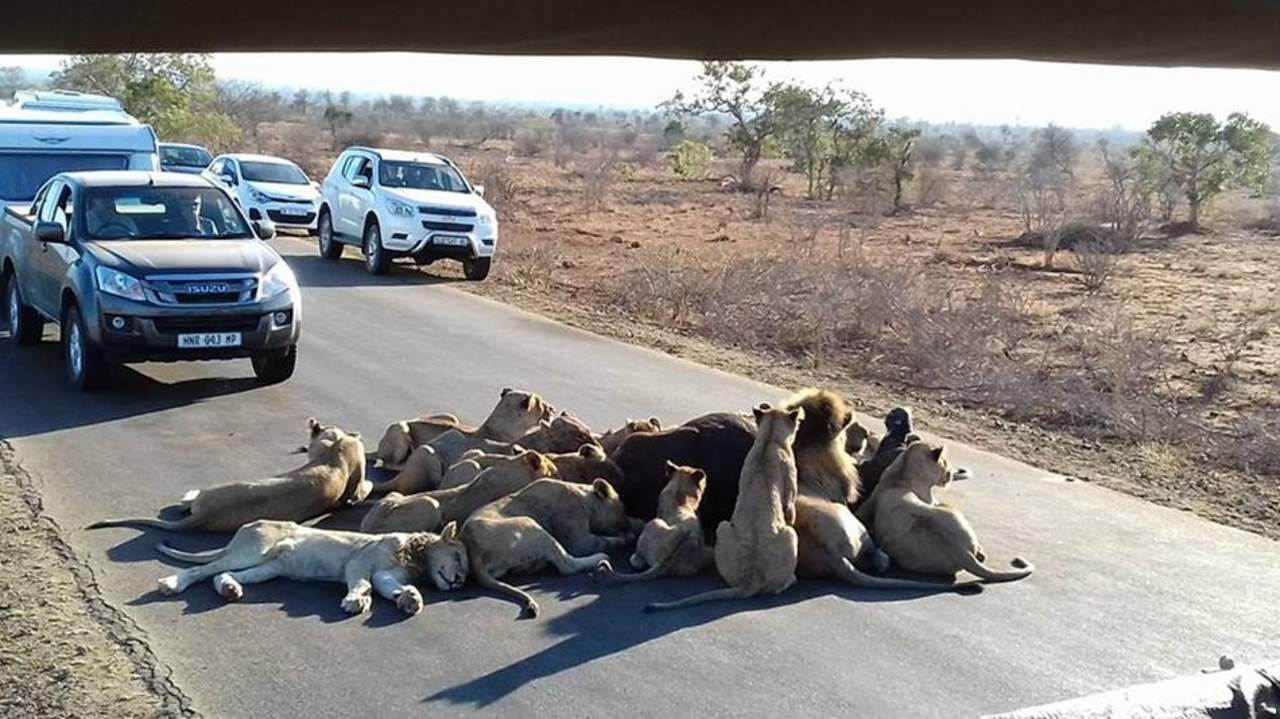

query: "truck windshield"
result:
(81, 186), (253, 240)
(378, 161), (468, 192)
(0, 153), (129, 202)
(160, 146), (211, 168)
(241, 161), (309, 185)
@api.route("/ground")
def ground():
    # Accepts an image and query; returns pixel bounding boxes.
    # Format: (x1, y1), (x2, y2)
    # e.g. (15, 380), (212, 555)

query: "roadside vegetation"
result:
(7, 55), (1279, 537)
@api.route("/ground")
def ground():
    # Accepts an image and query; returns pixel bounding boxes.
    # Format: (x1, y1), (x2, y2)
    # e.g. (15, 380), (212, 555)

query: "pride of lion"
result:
(88, 386), (1031, 619)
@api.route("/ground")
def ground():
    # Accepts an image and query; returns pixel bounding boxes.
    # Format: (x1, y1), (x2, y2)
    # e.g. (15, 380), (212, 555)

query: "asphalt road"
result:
(2, 237), (1278, 718)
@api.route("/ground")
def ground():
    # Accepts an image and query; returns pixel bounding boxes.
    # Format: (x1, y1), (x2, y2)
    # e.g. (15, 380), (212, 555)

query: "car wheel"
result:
(363, 221), (390, 275)
(63, 304), (107, 390)
(462, 257), (492, 281)
(4, 274), (43, 345)
(317, 211), (341, 260)
(252, 344), (297, 385)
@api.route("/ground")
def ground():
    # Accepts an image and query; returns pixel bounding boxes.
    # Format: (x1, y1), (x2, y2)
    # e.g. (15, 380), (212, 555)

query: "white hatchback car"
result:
(204, 153), (321, 234)
(316, 147), (497, 279)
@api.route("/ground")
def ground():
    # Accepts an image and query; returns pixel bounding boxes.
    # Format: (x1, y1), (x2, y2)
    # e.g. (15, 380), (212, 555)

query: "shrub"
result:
(666, 140), (714, 180)
(474, 160), (520, 220)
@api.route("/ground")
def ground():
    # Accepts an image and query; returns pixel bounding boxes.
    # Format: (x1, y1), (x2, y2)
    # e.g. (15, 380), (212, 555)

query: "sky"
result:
(4, 53), (1279, 131)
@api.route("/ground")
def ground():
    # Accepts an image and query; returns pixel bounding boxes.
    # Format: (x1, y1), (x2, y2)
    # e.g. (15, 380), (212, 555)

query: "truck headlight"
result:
(387, 199), (415, 218)
(260, 261), (297, 299)
(475, 212), (495, 226)
(95, 267), (146, 301)
(249, 186), (271, 204)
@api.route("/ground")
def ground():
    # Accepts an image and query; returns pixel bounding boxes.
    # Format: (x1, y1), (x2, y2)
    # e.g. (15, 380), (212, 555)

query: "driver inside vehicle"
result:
(185, 194), (218, 236)
(85, 195), (138, 238)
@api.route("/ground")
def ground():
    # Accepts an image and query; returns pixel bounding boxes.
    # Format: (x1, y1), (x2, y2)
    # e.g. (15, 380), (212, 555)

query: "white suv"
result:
(315, 147), (497, 279)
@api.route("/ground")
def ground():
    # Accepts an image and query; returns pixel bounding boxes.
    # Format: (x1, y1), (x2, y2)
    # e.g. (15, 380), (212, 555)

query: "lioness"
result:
(154, 520), (467, 615)
(463, 478), (630, 618)
(360, 492), (443, 534)
(607, 461), (713, 583)
(371, 388), (552, 469)
(647, 405), (802, 611)
(426, 450), (560, 525)
(598, 417), (662, 456)
(864, 441), (1034, 583)
(88, 419), (368, 533)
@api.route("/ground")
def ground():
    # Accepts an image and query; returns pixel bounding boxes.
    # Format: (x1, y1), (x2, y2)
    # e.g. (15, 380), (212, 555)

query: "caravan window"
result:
(0, 153), (128, 202)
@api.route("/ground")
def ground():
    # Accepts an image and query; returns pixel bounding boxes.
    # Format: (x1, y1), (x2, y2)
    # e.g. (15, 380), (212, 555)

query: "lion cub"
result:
(647, 404), (802, 611)
(865, 442), (1033, 583)
(608, 461), (713, 583)
(155, 520), (468, 616)
(463, 478), (631, 618)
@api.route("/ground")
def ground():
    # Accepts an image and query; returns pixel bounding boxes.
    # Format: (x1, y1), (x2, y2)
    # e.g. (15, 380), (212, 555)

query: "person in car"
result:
(85, 195), (137, 238)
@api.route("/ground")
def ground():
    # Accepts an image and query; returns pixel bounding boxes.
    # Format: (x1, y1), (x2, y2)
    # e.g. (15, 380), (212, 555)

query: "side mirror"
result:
(220, 173), (237, 186)
(351, 175), (370, 189)
(34, 221), (65, 244)
(252, 219), (276, 240)
(473, 184), (486, 197)
(310, 180), (321, 191)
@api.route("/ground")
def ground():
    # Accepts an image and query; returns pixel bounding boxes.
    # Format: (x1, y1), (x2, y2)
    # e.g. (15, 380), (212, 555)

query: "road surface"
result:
(2, 237), (1277, 718)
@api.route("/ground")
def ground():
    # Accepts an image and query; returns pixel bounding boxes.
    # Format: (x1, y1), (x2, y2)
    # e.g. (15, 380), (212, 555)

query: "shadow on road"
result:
(284, 252), (466, 289)
(424, 572), (962, 708)
(0, 333), (262, 439)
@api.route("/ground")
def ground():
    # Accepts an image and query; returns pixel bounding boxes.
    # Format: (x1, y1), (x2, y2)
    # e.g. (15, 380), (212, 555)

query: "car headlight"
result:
(386, 198), (415, 218)
(475, 212), (495, 226)
(260, 261), (297, 300)
(95, 267), (146, 301)
(249, 187), (270, 203)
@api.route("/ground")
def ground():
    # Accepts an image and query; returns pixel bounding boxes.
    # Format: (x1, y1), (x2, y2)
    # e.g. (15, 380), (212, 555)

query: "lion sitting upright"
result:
(607, 461), (714, 583)
(154, 520), (468, 616)
(646, 404), (803, 611)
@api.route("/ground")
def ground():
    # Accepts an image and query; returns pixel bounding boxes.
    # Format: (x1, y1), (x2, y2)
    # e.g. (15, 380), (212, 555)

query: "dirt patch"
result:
(0, 440), (197, 718)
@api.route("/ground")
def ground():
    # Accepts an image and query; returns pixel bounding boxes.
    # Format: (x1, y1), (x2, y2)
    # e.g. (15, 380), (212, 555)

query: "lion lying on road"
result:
(463, 478), (631, 618)
(370, 388), (552, 470)
(607, 461), (713, 583)
(862, 441), (1034, 583)
(427, 450), (560, 526)
(360, 492), (443, 534)
(88, 419), (368, 533)
(155, 520), (468, 615)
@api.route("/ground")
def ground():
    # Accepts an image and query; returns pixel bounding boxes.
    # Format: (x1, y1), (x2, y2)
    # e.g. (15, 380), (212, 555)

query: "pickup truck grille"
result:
(145, 276), (258, 306)
(422, 220), (474, 233)
(153, 315), (263, 334)
(418, 205), (476, 218)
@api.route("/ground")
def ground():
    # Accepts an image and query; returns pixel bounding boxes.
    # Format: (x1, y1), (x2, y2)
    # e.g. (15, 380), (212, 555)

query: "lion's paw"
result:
(157, 576), (180, 596)
(213, 573), (244, 601)
(341, 594), (372, 614)
(396, 588), (424, 615)
(594, 558), (614, 575)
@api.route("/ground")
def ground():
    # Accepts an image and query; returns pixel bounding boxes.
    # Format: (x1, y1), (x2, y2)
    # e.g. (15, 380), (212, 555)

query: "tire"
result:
(316, 210), (341, 260)
(5, 273), (43, 345)
(362, 220), (390, 275)
(62, 304), (107, 391)
(252, 345), (297, 385)
(462, 256), (492, 281)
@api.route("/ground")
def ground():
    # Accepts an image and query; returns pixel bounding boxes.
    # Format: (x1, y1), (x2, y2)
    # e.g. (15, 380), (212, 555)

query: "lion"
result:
(844, 420), (876, 459)
(862, 441), (1033, 583)
(438, 442), (620, 491)
(360, 492), (443, 534)
(646, 405), (802, 611)
(425, 450), (560, 526)
(598, 417), (662, 456)
(88, 419), (369, 533)
(462, 478), (630, 618)
(606, 461), (713, 583)
(154, 520), (467, 615)
(370, 388), (552, 470)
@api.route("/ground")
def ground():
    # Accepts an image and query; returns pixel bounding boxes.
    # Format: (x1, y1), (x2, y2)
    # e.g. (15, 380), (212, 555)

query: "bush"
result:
(1072, 238), (1124, 292)
(666, 140), (714, 180)
(474, 160), (520, 220)
(513, 128), (549, 157)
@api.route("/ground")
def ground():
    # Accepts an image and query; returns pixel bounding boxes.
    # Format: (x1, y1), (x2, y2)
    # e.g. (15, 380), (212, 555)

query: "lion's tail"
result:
(836, 558), (978, 593)
(643, 585), (752, 612)
(85, 515), (202, 532)
(472, 563), (541, 619)
(155, 541), (227, 564)
(606, 532), (695, 584)
(959, 553), (1034, 583)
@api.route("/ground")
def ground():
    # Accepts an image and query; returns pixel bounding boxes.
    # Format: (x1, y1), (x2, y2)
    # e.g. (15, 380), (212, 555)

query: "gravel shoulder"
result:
(0, 440), (196, 719)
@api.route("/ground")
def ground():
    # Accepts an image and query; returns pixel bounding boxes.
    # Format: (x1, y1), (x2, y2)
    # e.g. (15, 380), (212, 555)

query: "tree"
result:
(665, 61), (778, 187)
(50, 54), (240, 152)
(291, 88), (311, 115)
(1135, 111), (1274, 228)
(881, 126), (921, 214)
(322, 104), (353, 149)
(769, 82), (842, 199)
(0, 66), (29, 98)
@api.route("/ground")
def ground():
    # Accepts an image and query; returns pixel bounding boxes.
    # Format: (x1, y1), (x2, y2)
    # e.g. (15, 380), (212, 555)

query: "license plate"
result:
(433, 235), (468, 247)
(177, 332), (242, 349)
(279, 207), (308, 216)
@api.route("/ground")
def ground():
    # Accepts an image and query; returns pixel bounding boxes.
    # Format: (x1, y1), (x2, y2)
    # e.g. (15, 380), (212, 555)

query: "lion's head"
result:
(374, 420), (414, 467)
(306, 418), (364, 463)
(398, 522), (469, 592)
(584, 478), (631, 536)
(553, 444), (624, 487)
(599, 417), (662, 455)
(528, 412), (598, 454)
(493, 388), (554, 437)
(883, 441), (962, 502)
(752, 403), (804, 446)
(659, 461), (707, 516)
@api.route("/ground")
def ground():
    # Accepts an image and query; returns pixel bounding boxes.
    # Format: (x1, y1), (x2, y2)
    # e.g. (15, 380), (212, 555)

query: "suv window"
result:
(208, 158), (224, 176)
(344, 156), (373, 184)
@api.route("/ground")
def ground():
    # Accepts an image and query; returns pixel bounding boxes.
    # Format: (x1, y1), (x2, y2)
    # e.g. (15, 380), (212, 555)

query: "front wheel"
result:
(63, 304), (108, 390)
(363, 221), (390, 275)
(5, 274), (43, 345)
(252, 345), (297, 385)
(317, 211), (341, 260)
(462, 257), (492, 281)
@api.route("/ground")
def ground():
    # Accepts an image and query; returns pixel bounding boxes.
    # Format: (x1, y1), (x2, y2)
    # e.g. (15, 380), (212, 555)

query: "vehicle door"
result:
(31, 180), (75, 316)
(13, 181), (50, 311)
(222, 159), (244, 205)
(341, 155), (375, 236)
